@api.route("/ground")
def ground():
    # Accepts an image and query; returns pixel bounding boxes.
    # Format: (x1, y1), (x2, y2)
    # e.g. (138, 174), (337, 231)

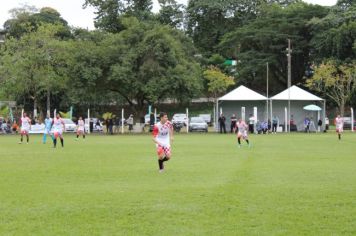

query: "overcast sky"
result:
(0, 0), (338, 30)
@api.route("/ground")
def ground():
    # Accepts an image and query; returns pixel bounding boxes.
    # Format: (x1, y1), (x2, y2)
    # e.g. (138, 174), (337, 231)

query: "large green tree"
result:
(308, 0), (356, 62)
(0, 24), (72, 115)
(305, 60), (356, 116)
(84, 0), (154, 32)
(3, 6), (71, 39)
(218, 2), (329, 94)
(67, 18), (203, 116)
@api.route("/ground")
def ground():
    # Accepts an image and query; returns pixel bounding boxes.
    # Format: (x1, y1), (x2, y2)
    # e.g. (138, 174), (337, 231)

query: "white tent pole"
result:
(216, 100), (219, 132)
(323, 100), (326, 132)
(266, 62), (269, 122)
(351, 108), (354, 132)
(54, 109), (56, 118)
(87, 109), (90, 134)
(270, 100), (273, 129)
(285, 107), (288, 133)
(21, 109), (24, 118)
(121, 108), (124, 134)
(241, 107), (245, 122)
(254, 107), (257, 134)
(186, 108), (189, 133)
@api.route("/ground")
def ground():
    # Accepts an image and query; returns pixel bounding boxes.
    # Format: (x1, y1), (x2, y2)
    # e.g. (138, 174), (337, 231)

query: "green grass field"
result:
(0, 132), (356, 235)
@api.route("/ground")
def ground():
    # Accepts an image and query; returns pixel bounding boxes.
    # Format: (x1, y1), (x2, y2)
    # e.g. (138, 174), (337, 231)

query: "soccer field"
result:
(0, 133), (355, 235)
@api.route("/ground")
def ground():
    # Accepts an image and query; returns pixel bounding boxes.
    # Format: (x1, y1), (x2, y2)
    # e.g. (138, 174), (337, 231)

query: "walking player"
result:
(52, 113), (65, 148)
(19, 112), (31, 144)
(152, 112), (174, 172)
(76, 116), (86, 140)
(334, 114), (344, 140)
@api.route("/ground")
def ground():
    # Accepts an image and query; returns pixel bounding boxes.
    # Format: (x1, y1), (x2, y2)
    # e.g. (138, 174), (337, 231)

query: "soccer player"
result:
(76, 116), (86, 140)
(334, 114), (344, 140)
(52, 113), (65, 148)
(19, 112), (31, 144)
(152, 112), (174, 172)
(235, 118), (250, 148)
(43, 114), (52, 144)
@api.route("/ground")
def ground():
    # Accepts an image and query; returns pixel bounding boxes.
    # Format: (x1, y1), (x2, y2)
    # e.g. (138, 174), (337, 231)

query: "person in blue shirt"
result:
(43, 114), (53, 144)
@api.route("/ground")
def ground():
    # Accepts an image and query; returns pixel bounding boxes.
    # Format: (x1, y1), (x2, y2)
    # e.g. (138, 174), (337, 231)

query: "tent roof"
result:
(270, 85), (323, 101)
(218, 85), (267, 101)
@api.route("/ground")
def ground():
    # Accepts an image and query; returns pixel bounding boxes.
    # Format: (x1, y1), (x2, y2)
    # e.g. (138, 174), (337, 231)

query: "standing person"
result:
(218, 113), (226, 134)
(248, 114), (255, 133)
(272, 115), (278, 134)
(42, 114), (53, 144)
(230, 114), (237, 133)
(19, 112), (31, 144)
(334, 114), (344, 140)
(235, 118), (250, 148)
(304, 117), (310, 133)
(52, 113), (65, 148)
(127, 114), (134, 132)
(152, 112), (174, 173)
(76, 116), (86, 140)
(109, 118), (114, 135)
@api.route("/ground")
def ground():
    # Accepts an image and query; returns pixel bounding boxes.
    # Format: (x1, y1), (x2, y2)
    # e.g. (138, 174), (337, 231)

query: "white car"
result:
(189, 117), (208, 132)
(144, 114), (160, 125)
(172, 113), (188, 126)
(62, 119), (76, 132)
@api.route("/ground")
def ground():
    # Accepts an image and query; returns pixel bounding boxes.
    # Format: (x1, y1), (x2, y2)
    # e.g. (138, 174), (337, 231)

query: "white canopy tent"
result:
(217, 85), (268, 129)
(270, 85), (325, 132)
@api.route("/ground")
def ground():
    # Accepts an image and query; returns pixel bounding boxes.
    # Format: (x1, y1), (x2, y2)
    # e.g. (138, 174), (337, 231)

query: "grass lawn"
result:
(0, 132), (355, 235)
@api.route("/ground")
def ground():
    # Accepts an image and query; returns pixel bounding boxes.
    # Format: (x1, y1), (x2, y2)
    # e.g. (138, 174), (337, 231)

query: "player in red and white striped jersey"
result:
(152, 112), (174, 172)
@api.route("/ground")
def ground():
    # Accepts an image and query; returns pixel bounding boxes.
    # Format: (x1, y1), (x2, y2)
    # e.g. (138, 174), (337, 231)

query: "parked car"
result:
(144, 114), (160, 125)
(85, 118), (103, 132)
(172, 113), (188, 126)
(189, 116), (208, 132)
(341, 117), (356, 130)
(199, 114), (212, 126)
(62, 118), (76, 132)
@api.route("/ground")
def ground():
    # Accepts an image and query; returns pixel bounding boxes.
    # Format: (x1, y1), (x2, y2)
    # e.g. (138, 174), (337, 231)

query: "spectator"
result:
(218, 113), (226, 133)
(230, 114), (237, 133)
(304, 117), (310, 133)
(109, 118), (114, 135)
(127, 114), (134, 132)
(325, 117), (329, 132)
(248, 114), (255, 133)
(12, 120), (19, 133)
(318, 118), (322, 132)
(272, 115), (278, 134)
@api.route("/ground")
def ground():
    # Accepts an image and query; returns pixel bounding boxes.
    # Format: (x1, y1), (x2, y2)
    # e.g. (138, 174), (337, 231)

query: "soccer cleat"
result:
(238, 144), (241, 148)
(159, 169), (164, 173)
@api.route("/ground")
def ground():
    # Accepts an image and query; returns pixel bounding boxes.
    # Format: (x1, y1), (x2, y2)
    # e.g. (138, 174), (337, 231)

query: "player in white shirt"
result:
(235, 118), (250, 148)
(52, 113), (65, 148)
(19, 112), (31, 144)
(334, 114), (344, 140)
(152, 112), (174, 172)
(76, 116), (86, 140)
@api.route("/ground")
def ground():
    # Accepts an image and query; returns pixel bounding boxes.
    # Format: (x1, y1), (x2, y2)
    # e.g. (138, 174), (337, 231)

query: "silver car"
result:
(189, 117), (208, 132)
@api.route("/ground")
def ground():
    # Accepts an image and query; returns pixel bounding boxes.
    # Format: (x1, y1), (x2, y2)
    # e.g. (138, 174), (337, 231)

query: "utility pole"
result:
(287, 39), (292, 133)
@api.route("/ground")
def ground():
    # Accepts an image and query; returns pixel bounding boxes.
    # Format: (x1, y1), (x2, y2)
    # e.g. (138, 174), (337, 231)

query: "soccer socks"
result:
(26, 135), (29, 143)
(158, 159), (164, 170)
(237, 138), (241, 145)
(162, 156), (169, 162)
(246, 139), (249, 144)
(43, 134), (47, 143)
(338, 134), (341, 140)
(53, 138), (57, 148)
(60, 138), (64, 147)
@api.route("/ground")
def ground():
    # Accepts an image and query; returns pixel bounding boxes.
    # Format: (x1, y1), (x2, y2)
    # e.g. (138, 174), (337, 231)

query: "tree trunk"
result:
(339, 101), (345, 117)
(33, 97), (38, 119)
(46, 89), (51, 116)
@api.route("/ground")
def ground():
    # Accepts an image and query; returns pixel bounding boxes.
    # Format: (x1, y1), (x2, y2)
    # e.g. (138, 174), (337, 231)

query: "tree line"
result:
(0, 0), (355, 117)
